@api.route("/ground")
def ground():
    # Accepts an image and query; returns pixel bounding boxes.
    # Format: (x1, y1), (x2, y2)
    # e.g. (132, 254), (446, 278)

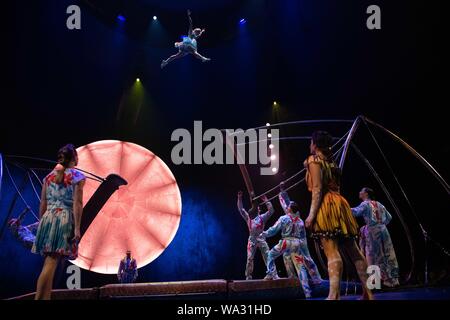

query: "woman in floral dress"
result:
(32, 144), (86, 300)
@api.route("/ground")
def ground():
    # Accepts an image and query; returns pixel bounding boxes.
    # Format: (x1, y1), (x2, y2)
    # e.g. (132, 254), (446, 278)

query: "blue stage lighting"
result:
(117, 15), (126, 22)
(239, 18), (246, 25)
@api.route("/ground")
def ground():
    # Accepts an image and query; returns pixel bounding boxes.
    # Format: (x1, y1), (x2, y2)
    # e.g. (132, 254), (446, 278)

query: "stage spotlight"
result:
(267, 133), (272, 138)
(153, 16), (157, 21)
(272, 167), (278, 173)
(273, 101), (278, 106)
(269, 144), (274, 149)
(266, 122), (270, 127)
(239, 18), (246, 25)
(271, 154), (276, 160)
(136, 78), (140, 82)
(117, 14), (126, 22)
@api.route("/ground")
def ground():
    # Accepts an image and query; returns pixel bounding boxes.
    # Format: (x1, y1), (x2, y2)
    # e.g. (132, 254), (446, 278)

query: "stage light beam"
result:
(117, 15), (126, 22)
(153, 16), (157, 21)
(239, 18), (246, 25)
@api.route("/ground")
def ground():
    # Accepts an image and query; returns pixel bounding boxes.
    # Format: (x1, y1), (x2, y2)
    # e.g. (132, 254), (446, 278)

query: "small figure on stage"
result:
(117, 250), (138, 284)
(304, 131), (373, 300)
(161, 9), (211, 69)
(237, 191), (275, 280)
(8, 207), (39, 249)
(32, 144), (86, 300)
(277, 182), (323, 284)
(352, 187), (400, 287)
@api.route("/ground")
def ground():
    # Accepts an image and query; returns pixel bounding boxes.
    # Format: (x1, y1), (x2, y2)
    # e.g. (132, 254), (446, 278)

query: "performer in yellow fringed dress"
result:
(304, 131), (373, 300)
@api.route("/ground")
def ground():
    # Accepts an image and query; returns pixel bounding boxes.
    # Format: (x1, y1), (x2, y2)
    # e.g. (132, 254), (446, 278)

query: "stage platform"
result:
(7, 278), (362, 300)
(7, 279), (450, 300)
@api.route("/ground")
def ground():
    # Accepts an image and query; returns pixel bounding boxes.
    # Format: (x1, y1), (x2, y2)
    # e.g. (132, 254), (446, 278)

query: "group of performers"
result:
(9, 130), (399, 300)
(236, 131), (400, 299)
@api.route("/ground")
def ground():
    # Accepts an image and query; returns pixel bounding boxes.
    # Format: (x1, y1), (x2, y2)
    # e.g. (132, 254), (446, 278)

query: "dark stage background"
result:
(1, 0), (448, 299)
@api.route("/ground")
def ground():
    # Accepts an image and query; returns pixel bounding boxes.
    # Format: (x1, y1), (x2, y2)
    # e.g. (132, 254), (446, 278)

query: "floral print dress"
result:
(32, 168), (86, 259)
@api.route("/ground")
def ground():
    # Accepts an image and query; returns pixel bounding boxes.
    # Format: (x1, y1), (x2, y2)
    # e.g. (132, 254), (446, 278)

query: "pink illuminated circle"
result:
(72, 140), (182, 274)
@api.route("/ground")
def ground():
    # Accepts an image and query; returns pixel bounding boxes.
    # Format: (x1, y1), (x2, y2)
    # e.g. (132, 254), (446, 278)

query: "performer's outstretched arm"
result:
(351, 202), (368, 217)
(260, 194), (274, 223)
(278, 182), (290, 214)
(262, 218), (282, 238)
(237, 191), (249, 222)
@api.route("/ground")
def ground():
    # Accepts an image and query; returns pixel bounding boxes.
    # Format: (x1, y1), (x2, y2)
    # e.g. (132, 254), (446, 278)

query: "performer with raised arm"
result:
(352, 187), (400, 287)
(260, 185), (321, 298)
(161, 9), (211, 69)
(278, 182), (323, 284)
(8, 207), (39, 249)
(237, 191), (275, 280)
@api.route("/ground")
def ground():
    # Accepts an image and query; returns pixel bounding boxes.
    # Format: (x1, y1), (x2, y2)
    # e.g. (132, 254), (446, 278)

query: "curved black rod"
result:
(338, 116), (361, 171)
(351, 143), (414, 283)
(5, 155), (104, 183)
(0, 163), (38, 241)
(29, 168), (43, 188)
(362, 118), (423, 228)
(4, 163), (40, 221)
(7, 161), (41, 203)
(252, 130), (351, 201)
(224, 119), (355, 136)
(236, 135), (348, 146)
(363, 117), (450, 195)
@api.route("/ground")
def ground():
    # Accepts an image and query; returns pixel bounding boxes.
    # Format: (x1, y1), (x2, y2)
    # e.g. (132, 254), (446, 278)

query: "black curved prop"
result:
(80, 174), (128, 237)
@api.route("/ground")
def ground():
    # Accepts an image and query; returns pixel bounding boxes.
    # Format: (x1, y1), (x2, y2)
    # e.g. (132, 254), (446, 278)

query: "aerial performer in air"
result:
(161, 9), (211, 69)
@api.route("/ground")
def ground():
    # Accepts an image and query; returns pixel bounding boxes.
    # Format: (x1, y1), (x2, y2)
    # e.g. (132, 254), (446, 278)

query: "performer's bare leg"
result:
(343, 239), (374, 300)
(321, 238), (343, 300)
(192, 51), (211, 62)
(35, 255), (59, 300)
(161, 51), (187, 68)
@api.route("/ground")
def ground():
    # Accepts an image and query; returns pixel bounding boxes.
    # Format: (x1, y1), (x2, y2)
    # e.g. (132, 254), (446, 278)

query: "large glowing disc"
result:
(72, 140), (182, 274)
